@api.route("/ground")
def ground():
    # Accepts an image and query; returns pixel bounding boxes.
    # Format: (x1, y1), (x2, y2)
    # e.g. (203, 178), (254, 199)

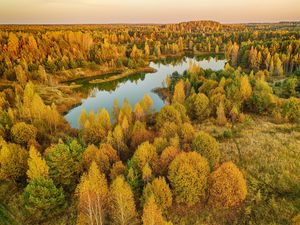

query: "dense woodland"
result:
(0, 21), (300, 225)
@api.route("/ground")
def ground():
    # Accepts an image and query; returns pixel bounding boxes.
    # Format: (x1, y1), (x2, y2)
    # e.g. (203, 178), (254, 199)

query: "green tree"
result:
(45, 142), (82, 190)
(23, 177), (66, 222)
(282, 97), (300, 123)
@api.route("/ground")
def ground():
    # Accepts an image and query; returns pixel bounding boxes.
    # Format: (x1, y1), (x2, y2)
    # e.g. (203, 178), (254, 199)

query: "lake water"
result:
(65, 55), (226, 128)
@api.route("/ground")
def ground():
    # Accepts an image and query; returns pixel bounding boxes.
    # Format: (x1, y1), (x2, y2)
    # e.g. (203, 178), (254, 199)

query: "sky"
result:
(0, 0), (299, 24)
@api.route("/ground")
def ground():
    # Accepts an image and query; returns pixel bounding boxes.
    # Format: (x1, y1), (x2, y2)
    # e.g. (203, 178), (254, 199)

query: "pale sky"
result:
(0, 0), (299, 24)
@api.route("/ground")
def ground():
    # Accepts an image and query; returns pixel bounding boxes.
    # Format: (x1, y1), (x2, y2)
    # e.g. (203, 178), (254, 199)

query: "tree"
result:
(15, 65), (27, 86)
(11, 122), (37, 146)
(216, 102), (227, 126)
(79, 109), (88, 129)
(133, 103), (144, 121)
(185, 93), (210, 121)
(156, 105), (182, 129)
(178, 122), (195, 149)
(282, 97), (300, 123)
(23, 177), (66, 222)
(109, 125), (128, 159)
(110, 176), (138, 225)
(110, 161), (126, 180)
(158, 146), (179, 175)
(0, 139), (28, 182)
(76, 162), (109, 225)
(208, 162), (247, 208)
(231, 42), (239, 67)
(130, 44), (142, 59)
(7, 32), (19, 56)
(144, 41), (150, 57)
(142, 163), (152, 182)
(143, 177), (172, 211)
(192, 131), (220, 169)
(27, 146), (49, 181)
(240, 75), (252, 101)
(250, 79), (276, 114)
(45, 142), (81, 190)
(140, 94), (153, 115)
(159, 122), (179, 140)
(142, 195), (166, 225)
(113, 99), (120, 123)
(82, 109), (111, 145)
(132, 142), (158, 171)
(130, 121), (152, 149)
(173, 80), (185, 104)
(168, 152), (210, 206)
(82, 143), (119, 175)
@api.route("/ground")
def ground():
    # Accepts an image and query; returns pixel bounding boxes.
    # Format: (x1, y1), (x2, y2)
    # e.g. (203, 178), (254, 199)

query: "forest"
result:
(0, 21), (300, 225)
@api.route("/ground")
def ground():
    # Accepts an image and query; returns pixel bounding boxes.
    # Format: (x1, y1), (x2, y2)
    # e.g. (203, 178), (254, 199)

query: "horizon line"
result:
(0, 20), (300, 26)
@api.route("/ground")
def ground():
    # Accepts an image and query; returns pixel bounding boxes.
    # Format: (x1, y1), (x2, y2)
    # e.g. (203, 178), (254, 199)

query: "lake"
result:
(65, 55), (226, 128)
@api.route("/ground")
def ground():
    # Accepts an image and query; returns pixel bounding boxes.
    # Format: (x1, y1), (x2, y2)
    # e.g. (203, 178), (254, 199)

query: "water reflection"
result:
(65, 55), (226, 128)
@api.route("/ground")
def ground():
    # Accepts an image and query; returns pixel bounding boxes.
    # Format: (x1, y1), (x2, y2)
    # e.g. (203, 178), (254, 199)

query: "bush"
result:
(192, 131), (220, 169)
(168, 152), (210, 206)
(11, 122), (37, 145)
(208, 162), (247, 208)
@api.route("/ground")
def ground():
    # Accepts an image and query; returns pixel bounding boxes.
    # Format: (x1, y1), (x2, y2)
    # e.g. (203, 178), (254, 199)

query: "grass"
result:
(89, 66), (156, 84)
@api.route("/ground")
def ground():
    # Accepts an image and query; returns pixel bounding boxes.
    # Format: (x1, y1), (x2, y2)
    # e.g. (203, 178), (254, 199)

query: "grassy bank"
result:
(89, 66), (156, 84)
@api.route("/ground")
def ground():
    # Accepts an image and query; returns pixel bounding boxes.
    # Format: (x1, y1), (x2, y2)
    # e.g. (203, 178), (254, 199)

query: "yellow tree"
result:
(216, 102), (227, 126)
(208, 162), (247, 208)
(240, 75), (252, 102)
(143, 177), (172, 211)
(173, 80), (185, 104)
(132, 141), (157, 171)
(144, 41), (150, 57)
(192, 131), (220, 169)
(168, 152), (210, 206)
(0, 138), (28, 182)
(27, 146), (49, 181)
(79, 109), (88, 129)
(110, 176), (138, 225)
(77, 162), (109, 225)
(133, 103), (144, 121)
(140, 94), (153, 115)
(142, 195), (166, 225)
